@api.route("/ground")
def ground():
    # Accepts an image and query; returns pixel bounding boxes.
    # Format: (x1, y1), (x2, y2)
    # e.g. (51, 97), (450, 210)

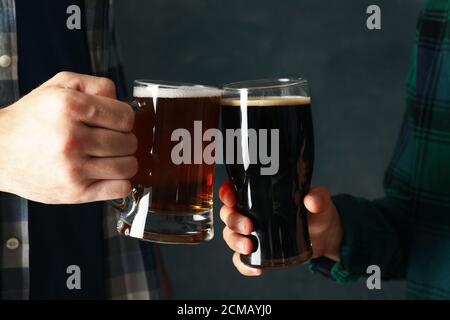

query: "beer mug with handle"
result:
(109, 80), (222, 244)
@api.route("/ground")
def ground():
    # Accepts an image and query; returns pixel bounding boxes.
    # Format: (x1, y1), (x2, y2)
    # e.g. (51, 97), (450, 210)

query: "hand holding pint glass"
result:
(111, 80), (222, 244)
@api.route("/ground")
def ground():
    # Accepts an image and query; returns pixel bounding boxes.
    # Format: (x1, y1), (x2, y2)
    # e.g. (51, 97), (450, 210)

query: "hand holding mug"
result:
(0, 72), (137, 204)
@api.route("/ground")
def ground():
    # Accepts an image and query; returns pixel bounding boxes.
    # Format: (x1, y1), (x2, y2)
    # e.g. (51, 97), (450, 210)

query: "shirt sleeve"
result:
(309, 77), (416, 284)
(329, 194), (410, 283)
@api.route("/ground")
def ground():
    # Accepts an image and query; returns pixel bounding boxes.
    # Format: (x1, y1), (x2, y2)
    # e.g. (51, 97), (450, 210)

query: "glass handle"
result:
(106, 184), (144, 214)
(128, 99), (143, 112)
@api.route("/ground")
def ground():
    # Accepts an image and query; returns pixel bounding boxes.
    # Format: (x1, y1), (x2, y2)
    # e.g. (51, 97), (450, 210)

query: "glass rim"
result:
(134, 79), (221, 91)
(223, 77), (308, 91)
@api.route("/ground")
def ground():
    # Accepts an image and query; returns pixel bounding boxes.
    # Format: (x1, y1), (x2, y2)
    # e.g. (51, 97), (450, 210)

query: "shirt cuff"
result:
(308, 194), (369, 284)
(308, 258), (360, 284)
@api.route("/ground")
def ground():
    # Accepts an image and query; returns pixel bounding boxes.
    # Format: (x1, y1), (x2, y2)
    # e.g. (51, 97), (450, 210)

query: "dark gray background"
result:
(115, 0), (423, 299)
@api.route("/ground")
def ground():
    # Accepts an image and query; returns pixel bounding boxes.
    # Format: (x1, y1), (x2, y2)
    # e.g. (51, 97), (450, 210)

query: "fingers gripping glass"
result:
(109, 80), (222, 244)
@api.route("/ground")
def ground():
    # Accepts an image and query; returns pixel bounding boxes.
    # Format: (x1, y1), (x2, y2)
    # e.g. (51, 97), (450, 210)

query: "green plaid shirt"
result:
(0, 0), (167, 300)
(313, 0), (450, 299)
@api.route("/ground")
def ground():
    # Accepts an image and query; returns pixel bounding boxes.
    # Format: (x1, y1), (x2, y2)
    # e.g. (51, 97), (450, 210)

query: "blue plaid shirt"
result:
(0, 0), (167, 300)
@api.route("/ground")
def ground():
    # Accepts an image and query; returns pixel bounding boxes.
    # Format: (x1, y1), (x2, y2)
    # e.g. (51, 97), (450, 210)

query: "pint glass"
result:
(221, 78), (314, 267)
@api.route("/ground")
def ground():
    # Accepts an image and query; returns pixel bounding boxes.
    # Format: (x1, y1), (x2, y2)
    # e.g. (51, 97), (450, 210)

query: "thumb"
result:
(305, 186), (335, 237)
(304, 186), (332, 214)
(304, 187), (340, 258)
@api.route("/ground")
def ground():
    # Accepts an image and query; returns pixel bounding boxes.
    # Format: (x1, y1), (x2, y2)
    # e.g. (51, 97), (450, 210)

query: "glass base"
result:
(117, 209), (214, 244)
(240, 249), (312, 269)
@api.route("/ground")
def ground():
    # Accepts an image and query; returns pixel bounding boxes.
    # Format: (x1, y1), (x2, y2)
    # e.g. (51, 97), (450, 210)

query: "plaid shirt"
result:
(312, 0), (450, 299)
(0, 0), (167, 300)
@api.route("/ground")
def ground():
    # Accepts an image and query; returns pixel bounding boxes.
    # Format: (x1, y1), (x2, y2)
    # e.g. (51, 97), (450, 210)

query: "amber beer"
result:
(116, 80), (221, 244)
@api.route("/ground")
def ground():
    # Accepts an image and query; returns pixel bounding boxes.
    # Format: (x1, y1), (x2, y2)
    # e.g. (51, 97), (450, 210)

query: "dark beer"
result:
(221, 96), (313, 267)
(117, 84), (221, 243)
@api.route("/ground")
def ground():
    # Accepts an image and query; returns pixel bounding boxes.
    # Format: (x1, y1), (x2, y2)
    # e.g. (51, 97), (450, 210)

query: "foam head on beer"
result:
(220, 96), (311, 106)
(133, 85), (222, 99)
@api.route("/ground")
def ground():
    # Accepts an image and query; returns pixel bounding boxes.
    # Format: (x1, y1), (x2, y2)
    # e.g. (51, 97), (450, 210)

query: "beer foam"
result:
(134, 86), (222, 98)
(221, 96), (311, 107)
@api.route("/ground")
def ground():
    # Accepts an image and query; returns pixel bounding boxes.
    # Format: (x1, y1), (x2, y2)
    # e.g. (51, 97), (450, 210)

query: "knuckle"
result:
(227, 209), (237, 230)
(243, 217), (253, 231)
(222, 227), (230, 241)
(129, 133), (138, 154)
(225, 212), (238, 229)
(83, 103), (99, 122)
(59, 131), (79, 155)
(308, 224), (327, 236)
(118, 180), (132, 197)
(60, 163), (84, 191)
(124, 157), (138, 178)
(97, 78), (116, 96)
(130, 156), (138, 177)
(54, 71), (74, 82)
(219, 206), (229, 223)
(121, 107), (135, 131)
(66, 162), (83, 181)
(54, 90), (79, 116)
(242, 238), (253, 254)
(222, 226), (227, 238)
